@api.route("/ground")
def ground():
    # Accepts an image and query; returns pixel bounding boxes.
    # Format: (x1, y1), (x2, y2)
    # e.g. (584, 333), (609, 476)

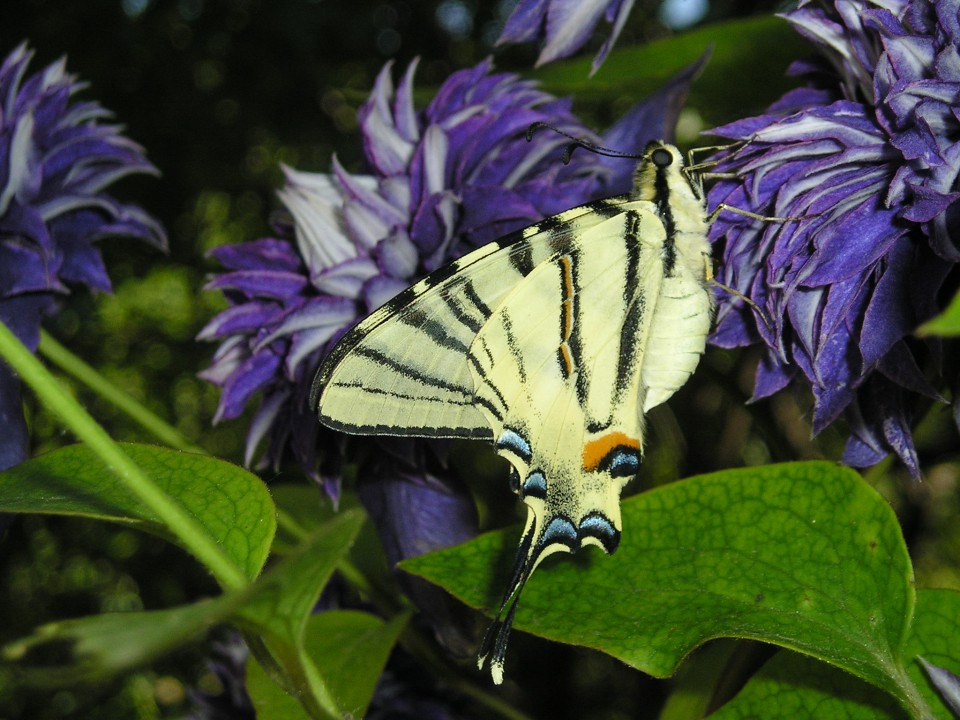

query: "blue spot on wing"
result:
(603, 447), (640, 478)
(578, 512), (621, 553)
(542, 516), (578, 549)
(496, 429), (532, 463)
(521, 471), (546, 499)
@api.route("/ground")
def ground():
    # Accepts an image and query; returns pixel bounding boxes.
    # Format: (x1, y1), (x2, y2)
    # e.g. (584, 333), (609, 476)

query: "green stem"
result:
(38, 329), (205, 454)
(0, 320), (247, 591)
(894, 665), (935, 720)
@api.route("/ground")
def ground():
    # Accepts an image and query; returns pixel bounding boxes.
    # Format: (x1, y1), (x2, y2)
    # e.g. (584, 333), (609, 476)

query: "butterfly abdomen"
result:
(641, 269), (713, 413)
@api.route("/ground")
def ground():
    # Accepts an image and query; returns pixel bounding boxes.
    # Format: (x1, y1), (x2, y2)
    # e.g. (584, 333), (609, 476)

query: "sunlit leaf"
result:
(404, 462), (917, 705)
(0, 443), (275, 580)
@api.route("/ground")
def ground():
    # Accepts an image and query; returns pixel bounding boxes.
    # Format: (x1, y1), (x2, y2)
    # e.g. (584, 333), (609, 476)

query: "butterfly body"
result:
(312, 141), (714, 683)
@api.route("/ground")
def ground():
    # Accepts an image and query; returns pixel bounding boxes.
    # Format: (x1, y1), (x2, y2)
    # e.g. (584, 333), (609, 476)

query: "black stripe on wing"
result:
(441, 284), (484, 334)
(468, 351), (508, 419)
(349, 346), (474, 396)
(615, 211), (646, 398)
(462, 278), (493, 319)
(321, 406), (491, 439)
(399, 307), (470, 352)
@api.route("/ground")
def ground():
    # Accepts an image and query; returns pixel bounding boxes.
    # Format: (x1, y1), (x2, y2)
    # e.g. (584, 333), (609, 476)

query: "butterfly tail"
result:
(477, 511), (540, 684)
(477, 590), (524, 685)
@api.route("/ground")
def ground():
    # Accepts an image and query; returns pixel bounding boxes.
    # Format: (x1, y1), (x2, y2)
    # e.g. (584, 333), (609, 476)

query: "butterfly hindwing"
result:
(470, 206), (676, 682)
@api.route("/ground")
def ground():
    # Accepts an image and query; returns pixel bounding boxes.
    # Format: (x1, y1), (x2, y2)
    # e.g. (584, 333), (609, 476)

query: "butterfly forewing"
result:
(314, 196), (635, 438)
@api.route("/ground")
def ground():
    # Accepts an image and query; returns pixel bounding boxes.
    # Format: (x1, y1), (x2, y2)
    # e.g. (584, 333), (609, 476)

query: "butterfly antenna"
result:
(526, 121), (643, 164)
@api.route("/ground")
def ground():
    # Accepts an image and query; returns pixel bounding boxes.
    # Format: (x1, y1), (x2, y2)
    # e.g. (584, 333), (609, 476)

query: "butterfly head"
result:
(632, 140), (706, 208)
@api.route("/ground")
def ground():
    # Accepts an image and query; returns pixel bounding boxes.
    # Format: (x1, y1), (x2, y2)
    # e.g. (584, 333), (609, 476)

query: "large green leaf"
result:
(403, 462), (918, 707)
(0, 443), (275, 580)
(532, 15), (810, 126)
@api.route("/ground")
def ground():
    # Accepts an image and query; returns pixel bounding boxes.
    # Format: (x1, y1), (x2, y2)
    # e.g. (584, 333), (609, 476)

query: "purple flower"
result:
(199, 56), (700, 500)
(708, 0), (960, 478)
(498, 0), (635, 74)
(357, 438), (479, 656)
(918, 656), (960, 717)
(186, 633), (254, 720)
(0, 42), (166, 471)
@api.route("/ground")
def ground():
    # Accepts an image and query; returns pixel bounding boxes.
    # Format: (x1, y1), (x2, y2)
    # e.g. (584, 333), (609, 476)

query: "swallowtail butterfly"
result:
(312, 139), (717, 684)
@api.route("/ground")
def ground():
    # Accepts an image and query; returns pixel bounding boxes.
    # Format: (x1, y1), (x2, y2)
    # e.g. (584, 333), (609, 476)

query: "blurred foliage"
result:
(3, 1), (960, 718)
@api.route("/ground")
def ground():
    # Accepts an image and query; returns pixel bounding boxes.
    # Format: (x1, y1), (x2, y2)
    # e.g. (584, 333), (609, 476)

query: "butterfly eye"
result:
(651, 147), (673, 168)
(508, 467), (521, 494)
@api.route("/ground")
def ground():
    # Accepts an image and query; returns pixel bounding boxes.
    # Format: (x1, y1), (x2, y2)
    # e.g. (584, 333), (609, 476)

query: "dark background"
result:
(12, 2), (951, 719)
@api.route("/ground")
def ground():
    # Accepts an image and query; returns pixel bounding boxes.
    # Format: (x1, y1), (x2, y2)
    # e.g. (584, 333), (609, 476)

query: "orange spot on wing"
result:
(559, 344), (573, 375)
(558, 255), (575, 376)
(559, 256), (574, 341)
(582, 432), (640, 472)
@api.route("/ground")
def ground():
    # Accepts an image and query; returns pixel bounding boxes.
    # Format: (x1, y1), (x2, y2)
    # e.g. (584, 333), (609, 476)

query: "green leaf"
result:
(271, 484), (365, 552)
(237, 509), (367, 719)
(916, 289), (960, 337)
(533, 15), (810, 126)
(403, 462), (918, 707)
(2, 593), (248, 686)
(660, 640), (745, 720)
(247, 610), (410, 720)
(0, 443), (275, 581)
(711, 588), (960, 719)
(710, 650), (907, 719)
(246, 653), (313, 720)
(301, 610), (409, 719)
(3, 508), (379, 704)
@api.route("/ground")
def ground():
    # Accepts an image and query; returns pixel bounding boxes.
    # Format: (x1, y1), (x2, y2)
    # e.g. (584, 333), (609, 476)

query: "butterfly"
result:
(312, 139), (717, 684)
